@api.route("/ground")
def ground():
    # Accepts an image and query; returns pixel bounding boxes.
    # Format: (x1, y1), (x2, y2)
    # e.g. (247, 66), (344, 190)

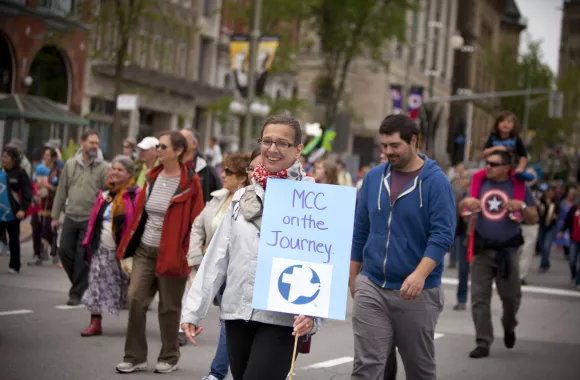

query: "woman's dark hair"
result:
(322, 159), (339, 185)
(222, 152), (251, 185)
(379, 114), (420, 145)
(44, 147), (58, 159)
(260, 115), (303, 146)
(159, 130), (188, 161)
(249, 148), (261, 163)
(492, 111), (520, 137)
(3, 145), (21, 168)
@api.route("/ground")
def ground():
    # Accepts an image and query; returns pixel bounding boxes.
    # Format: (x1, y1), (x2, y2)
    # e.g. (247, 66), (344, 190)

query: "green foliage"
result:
(62, 139), (80, 161)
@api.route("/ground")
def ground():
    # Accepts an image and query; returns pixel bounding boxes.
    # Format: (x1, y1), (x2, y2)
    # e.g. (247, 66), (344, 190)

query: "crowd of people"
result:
(1, 109), (578, 380)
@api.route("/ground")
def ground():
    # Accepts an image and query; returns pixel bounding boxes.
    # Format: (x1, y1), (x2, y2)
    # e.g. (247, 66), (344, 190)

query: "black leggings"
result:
(225, 320), (303, 380)
(0, 219), (21, 272)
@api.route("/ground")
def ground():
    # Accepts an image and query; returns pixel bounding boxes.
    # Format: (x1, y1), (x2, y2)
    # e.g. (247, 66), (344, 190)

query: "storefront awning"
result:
(0, 94), (89, 125)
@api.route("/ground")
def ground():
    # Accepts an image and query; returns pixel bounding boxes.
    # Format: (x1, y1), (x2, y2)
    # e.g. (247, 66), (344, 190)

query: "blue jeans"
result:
(539, 225), (557, 269)
(209, 322), (229, 379)
(454, 234), (469, 304)
(569, 242), (580, 284)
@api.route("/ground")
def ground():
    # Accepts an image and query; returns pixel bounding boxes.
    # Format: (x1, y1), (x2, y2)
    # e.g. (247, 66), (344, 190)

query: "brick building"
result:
(0, 0), (89, 155)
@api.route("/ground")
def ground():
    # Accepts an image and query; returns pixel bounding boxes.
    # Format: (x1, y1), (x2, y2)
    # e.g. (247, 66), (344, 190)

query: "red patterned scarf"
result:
(252, 163), (288, 189)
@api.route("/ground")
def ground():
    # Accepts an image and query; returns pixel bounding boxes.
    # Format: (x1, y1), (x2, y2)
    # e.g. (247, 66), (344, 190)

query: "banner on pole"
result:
(252, 179), (356, 320)
(408, 86), (424, 120)
(229, 34), (280, 98)
(390, 85), (403, 114)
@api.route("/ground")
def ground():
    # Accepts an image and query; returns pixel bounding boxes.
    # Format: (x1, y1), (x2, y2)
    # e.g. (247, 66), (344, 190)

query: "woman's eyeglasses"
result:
(258, 139), (294, 151)
(156, 144), (169, 151)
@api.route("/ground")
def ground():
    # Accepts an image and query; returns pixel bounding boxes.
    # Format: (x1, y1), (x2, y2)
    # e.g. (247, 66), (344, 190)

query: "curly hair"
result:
(222, 152), (250, 184)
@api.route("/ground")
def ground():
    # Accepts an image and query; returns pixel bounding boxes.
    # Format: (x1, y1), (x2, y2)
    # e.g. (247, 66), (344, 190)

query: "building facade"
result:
(447, 0), (526, 165)
(296, 0), (460, 167)
(83, 0), (229, 156)
(0, 0), (88, 155)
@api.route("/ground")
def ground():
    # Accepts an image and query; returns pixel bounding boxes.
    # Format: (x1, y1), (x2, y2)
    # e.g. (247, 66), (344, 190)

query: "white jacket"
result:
(187, 188), (231, 267)
(181, 180), (322, 333)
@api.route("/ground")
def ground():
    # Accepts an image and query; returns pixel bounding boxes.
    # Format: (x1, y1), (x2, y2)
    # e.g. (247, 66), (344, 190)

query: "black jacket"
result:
(4, 167), (33, 214)
(185, 155), (222, 204)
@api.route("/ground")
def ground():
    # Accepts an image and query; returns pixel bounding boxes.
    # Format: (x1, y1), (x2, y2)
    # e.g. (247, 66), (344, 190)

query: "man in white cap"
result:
(134, 137), (159, 187)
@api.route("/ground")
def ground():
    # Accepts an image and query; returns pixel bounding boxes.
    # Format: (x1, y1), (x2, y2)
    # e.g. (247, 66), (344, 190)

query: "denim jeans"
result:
(569, 242), (580, 285)
(210, 322), (229, 379)
(454, 234), (469, 304)
(539, 225), (557, 269)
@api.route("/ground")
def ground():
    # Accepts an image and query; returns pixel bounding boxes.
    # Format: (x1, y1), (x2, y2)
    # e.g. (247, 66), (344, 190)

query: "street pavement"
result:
(1, 241), (579, 380)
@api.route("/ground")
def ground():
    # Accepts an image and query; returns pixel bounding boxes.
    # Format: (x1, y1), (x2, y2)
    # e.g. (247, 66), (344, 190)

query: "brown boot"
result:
(81, 316), (102, 337)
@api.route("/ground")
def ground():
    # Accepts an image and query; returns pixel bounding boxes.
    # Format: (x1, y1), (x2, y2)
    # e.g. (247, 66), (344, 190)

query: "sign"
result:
(252, 179), (356, 320)
(116, 94), (139, 111)
(548, 91), (563, 119)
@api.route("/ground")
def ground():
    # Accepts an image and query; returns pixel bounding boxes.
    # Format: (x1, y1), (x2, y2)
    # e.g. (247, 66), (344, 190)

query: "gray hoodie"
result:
(51, 149), (109, 221)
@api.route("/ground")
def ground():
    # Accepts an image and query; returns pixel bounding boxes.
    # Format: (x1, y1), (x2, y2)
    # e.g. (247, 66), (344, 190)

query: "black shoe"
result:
(453, 303), (466, 311)
(66, 297), (82, 306)
(520, 279), (528, 286)
(504, 330), (516, 349)
(448, 263), (457, 269)
(177, 332), (188, 347)
(469, 346), (489, 359)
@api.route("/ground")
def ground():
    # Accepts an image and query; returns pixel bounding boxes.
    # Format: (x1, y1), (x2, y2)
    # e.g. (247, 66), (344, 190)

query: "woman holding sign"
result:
(181, 115), (320, 380)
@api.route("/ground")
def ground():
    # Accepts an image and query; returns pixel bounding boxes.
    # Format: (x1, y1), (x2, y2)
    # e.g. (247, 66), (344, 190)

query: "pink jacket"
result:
(82, 186), (140, 260)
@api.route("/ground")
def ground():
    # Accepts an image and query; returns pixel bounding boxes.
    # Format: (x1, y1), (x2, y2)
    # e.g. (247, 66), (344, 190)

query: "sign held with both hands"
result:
(252, 179), (357, 320)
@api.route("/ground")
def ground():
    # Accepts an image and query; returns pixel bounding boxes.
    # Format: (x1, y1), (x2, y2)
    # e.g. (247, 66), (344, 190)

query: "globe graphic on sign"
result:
(278, 265), (321, 305)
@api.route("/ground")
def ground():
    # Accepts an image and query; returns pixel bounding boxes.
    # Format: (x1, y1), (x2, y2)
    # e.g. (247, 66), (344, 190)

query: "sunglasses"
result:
(486, 161), (504, 168)
(224, 168), (235, 176)
(156, 144), (169, 150)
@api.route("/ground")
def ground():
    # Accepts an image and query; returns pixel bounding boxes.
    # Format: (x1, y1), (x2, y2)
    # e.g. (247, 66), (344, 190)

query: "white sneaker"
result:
(202, 375), (220, 380)
(115, 361), (147, 373)
(8, 268), (18, 275)
(155, 362), (178, 374)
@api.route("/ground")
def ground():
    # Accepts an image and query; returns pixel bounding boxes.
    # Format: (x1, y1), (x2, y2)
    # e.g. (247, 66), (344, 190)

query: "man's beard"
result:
(85, 148), (97, 158)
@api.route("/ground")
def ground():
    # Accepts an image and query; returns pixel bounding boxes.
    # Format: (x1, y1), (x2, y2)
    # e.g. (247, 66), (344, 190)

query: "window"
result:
(178, 41), (187, 77)
(37, 0), (75, 15)
(197, 37), (211, 82)
(138, 33), (148, 67)
(164, 39), (175, 73)
(202, 0), (212, 17)
(152, 35), (161, 70)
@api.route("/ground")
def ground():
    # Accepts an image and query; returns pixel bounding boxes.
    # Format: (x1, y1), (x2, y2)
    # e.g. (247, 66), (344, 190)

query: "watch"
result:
(521, 203), (527, 211)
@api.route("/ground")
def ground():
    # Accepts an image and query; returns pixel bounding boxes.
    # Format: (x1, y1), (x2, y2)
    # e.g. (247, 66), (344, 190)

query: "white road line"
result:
(0, 309), (33, 316)
(300, 334), (445, 371)
(442, 277), (580, 298)
(55, 305), (85, 310)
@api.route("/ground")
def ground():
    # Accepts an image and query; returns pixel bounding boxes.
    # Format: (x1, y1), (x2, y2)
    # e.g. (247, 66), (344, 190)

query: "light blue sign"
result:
(252, 179), (357, 320)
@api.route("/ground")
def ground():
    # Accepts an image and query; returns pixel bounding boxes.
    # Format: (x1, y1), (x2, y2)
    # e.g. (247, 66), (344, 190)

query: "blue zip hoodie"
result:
(351, 154), (456, 289)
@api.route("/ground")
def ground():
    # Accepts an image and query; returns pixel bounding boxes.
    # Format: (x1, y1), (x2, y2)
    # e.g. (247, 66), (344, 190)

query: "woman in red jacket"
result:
(115, 131), (204, 374)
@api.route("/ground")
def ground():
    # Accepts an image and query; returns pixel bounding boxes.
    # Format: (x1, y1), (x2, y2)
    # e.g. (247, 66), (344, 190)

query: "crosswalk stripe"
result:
(0, 309), (33, 316)
(55, 305), (85, 310)
(442, 277), (580, 298)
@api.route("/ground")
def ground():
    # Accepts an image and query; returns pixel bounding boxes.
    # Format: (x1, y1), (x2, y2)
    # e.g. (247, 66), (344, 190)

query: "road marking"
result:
(300, 333), (445, 371)
(55, 305), (85, 310)
(0, 309), (33, 316)
(442, 277), (580, 298)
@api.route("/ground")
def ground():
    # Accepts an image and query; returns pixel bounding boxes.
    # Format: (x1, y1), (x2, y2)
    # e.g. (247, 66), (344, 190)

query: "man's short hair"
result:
(81, 129), (100, 141)
(379, 114), (420, 145)
(488, 150), (513, 167)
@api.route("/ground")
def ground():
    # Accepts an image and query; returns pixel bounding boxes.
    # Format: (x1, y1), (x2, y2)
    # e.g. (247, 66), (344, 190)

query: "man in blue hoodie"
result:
(350, 114), (456, 380)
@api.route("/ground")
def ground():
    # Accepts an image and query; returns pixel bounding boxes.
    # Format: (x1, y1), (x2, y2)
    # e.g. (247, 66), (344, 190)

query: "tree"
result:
(224, 0), (416, 129)
(89, 0), (189, 157)
(307, 0), (416, 129)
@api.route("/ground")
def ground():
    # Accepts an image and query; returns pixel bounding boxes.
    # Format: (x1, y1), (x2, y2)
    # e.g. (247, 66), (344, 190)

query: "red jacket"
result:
(117, 163), (204, 278)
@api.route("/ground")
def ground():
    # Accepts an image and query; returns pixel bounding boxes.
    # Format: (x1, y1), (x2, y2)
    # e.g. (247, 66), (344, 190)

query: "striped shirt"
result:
(141, 175), (181, 247)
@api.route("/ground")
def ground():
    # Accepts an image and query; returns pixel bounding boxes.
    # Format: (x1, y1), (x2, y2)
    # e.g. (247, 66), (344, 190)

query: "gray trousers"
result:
(352, 275), (444, 380)
(471, 248), (522, 349)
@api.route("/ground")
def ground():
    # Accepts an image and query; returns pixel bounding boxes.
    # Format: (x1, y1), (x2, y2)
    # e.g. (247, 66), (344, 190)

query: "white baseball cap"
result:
(137, 137), (159, 150)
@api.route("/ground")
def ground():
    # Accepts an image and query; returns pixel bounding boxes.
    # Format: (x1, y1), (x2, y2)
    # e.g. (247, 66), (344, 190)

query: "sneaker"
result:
(115, 361), (147, 373)
(27, 258), (43, 266)
(504, 330), (516, 349)
(66, 297), (82, 306)
(453, 303), (466, 311)
(8, 268), (19, 275)
(155, 362), (178, 374)
(202, 375), (220, 380)
(469, 346), (489, 359)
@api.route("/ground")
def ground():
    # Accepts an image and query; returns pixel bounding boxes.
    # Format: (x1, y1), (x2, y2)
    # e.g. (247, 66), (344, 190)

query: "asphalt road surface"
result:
(1, 241), (579, 380)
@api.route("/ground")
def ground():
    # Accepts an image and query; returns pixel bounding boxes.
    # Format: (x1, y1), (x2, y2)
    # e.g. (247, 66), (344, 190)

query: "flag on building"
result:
(407, 86), (424, 120)
(390, 85), (403, 114)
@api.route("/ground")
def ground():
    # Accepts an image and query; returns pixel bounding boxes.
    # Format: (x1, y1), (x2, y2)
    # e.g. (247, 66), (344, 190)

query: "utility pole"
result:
(242, 0), (262, 152)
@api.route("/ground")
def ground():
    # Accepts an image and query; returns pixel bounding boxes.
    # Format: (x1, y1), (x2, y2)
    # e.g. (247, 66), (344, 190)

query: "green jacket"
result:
(51, 149), (109, 220)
